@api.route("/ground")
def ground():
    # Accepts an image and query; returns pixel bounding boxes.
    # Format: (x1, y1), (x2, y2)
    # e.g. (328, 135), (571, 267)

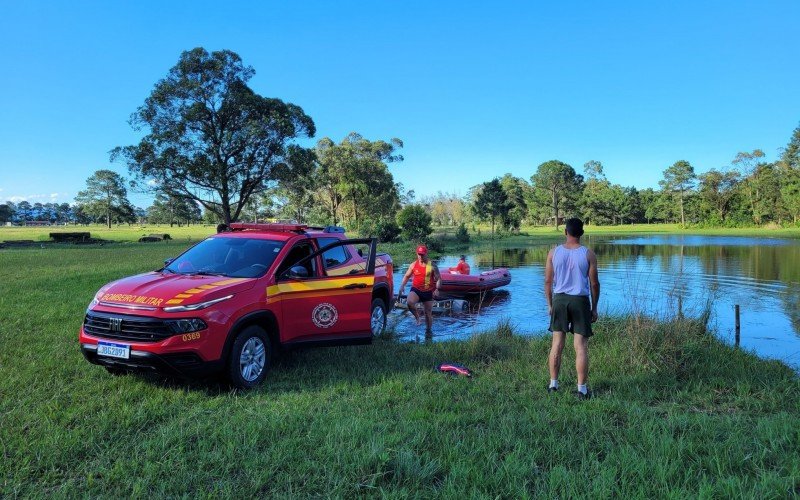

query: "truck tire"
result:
(370, 298), (387, 337)
(228, 325), (271, 389)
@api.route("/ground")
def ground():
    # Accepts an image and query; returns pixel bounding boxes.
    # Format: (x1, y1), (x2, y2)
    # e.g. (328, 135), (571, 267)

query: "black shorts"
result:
(549, 293), (593, 337)
(410, 287), (434, 303)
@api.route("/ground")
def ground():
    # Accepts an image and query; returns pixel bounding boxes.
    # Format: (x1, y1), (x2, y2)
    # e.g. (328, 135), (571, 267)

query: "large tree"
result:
(313, 133), (403, 227)
(473, 178), (512, 237)
(778, 124), (800, 224)
(781, 168), (800, 224)
(530, 160), (583, 229)
(749, 162), (783, 224)
(697, 169), (740, 224)
(580, 160), (613, 225)
(112, 47), (315, 224)
(780, 123), (800, 170)
(75, 170), (133, 228)
(498, 174), (530, 231)
(731, 150), (766, 224)
(659, 160), (696, 227)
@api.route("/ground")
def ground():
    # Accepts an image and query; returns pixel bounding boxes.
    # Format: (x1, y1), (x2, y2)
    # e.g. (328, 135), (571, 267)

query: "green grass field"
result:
(1, 242), (798, 496)
(3, 222), (800, 246)
(0, 224), (217, 243)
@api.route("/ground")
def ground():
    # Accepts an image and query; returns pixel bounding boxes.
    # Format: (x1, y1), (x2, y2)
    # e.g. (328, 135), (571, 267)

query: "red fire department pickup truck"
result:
(79, 223), (394, 388)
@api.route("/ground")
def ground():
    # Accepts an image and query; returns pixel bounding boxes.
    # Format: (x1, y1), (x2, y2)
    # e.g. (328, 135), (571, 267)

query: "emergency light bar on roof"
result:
(227, 223), (347, 234)
(229, 223), (308, 233)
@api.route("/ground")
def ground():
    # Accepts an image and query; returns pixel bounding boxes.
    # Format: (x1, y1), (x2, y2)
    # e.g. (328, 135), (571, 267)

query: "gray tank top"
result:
(552, 245), (590, 296)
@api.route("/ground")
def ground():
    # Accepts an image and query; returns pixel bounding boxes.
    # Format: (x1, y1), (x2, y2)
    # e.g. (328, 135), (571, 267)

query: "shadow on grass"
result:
(124, 334), (520, 395)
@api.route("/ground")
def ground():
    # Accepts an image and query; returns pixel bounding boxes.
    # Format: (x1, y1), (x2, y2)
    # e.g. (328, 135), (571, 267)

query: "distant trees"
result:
(732, 150), (766, 225)
(146, 191), (202, 226)
(75, 170), (134, 228)
(660, 160), (696, 227)
(113, 47), (315, 224)
(498, 174), (530, 230)
(781, 168), (800, 224)
(697, 170), (740, 224)
(779, 124), (800, 224)
(530, 160), (583, 229)
(779, 123), (800, 170)
(313, 133), (403, 228)
(422, 192), (467, 226)
(472, 178), (511, 237)
(580, 160), (612, 225)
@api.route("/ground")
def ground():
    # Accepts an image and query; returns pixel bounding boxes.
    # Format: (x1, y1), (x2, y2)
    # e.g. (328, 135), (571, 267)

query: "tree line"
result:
(438, 124), (800, 233)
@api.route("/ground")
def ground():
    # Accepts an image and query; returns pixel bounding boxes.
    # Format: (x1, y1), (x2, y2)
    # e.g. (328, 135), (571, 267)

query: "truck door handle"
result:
(342, 283), (367, 289)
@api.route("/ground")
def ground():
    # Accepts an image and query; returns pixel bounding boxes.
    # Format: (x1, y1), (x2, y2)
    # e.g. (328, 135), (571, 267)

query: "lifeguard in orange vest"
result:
(399, 244), (441, 336)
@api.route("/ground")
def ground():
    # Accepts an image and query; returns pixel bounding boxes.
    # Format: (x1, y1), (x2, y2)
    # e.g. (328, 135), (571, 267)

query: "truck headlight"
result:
(166, 318), (208, 333)
(163, 295), (234, 313)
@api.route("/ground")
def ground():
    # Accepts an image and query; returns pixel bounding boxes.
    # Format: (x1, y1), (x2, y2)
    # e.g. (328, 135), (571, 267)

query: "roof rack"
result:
(228, 223), (308, 233)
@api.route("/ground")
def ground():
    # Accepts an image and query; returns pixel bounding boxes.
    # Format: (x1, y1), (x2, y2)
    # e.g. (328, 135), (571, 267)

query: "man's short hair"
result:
(565, 218), (584, 237)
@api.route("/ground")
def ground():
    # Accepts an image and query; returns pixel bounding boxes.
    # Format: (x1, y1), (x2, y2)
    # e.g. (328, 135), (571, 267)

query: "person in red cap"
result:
(399, 244), (441, 335)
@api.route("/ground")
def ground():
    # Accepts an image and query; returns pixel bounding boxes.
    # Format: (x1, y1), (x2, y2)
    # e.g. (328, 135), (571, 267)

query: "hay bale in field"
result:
(141, 233), (172, 241)
(50, 232), (91, 242)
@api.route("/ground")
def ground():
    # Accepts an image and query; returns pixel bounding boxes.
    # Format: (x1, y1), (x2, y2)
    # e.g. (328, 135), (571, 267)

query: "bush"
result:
(455, 223), (470, 243)
(423, 236), (445, 253)
(396, 205), (432, 242)
(376, 221), (401, 243)
(359, 219), (401, 243)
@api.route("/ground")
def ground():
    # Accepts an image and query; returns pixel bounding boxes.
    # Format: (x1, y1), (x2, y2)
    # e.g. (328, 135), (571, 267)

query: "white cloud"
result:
(3, 193), (66, 203)
(146, 179), (160, 187)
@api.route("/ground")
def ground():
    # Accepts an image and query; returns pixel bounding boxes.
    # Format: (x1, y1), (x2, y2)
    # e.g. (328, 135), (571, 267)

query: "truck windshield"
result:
(164, 237), (285, 278)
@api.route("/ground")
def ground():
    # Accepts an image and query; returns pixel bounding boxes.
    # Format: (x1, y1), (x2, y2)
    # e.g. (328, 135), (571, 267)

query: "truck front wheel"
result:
(228, 325), (271, 389)
(370, 298), (387, 337)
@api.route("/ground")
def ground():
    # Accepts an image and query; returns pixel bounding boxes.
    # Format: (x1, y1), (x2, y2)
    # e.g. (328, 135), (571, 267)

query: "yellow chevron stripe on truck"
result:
(325, 256), (387, 276)
(265, 276), (374, 304)
(164, 278), (249, 306)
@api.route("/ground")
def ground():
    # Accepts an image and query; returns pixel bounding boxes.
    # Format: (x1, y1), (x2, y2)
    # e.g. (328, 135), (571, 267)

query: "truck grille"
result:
(83, 312), (174, 342)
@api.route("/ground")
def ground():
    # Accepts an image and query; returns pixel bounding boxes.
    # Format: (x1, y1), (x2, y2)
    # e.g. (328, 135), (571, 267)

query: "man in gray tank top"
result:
(544, 218), (600, 399)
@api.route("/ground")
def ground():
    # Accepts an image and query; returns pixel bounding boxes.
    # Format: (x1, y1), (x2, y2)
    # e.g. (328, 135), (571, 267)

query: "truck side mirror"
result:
(164, 257), (174, 266)
(288, 265), (309, 279)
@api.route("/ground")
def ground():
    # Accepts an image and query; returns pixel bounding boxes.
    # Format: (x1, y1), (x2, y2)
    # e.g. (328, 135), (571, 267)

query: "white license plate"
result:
(97, 341), (130, 359)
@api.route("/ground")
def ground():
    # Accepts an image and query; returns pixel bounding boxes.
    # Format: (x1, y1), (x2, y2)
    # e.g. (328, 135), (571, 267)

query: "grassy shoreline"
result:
(0, 243), (798, 496)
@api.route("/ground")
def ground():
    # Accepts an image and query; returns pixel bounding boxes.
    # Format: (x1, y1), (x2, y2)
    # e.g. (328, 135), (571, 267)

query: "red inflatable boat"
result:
(437, 268), (512, 296)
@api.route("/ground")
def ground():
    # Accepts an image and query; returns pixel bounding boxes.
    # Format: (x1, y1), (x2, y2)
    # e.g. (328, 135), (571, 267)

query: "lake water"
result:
(389, 235), (800, 368)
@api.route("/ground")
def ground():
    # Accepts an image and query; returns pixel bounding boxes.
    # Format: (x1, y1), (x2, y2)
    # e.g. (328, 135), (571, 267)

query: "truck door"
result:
(270, 238), (377, 344)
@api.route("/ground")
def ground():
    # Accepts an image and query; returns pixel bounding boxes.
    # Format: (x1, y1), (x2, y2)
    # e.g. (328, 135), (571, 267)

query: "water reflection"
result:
(390, 235), (800, 367)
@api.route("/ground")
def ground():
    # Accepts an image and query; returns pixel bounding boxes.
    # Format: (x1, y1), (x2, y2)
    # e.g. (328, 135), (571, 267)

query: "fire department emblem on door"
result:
(312, 303), (338, 328)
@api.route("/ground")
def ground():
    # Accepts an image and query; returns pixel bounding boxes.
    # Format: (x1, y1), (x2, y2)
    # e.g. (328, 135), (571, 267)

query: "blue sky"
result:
(1, 1), (798, 208)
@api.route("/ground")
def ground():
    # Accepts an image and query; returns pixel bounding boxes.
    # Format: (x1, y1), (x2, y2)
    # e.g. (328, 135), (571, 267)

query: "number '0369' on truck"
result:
(79, 223), (394, 388)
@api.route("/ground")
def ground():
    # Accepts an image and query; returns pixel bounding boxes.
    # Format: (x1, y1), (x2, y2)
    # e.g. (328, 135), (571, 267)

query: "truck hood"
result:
(95, 272), (257, 310)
